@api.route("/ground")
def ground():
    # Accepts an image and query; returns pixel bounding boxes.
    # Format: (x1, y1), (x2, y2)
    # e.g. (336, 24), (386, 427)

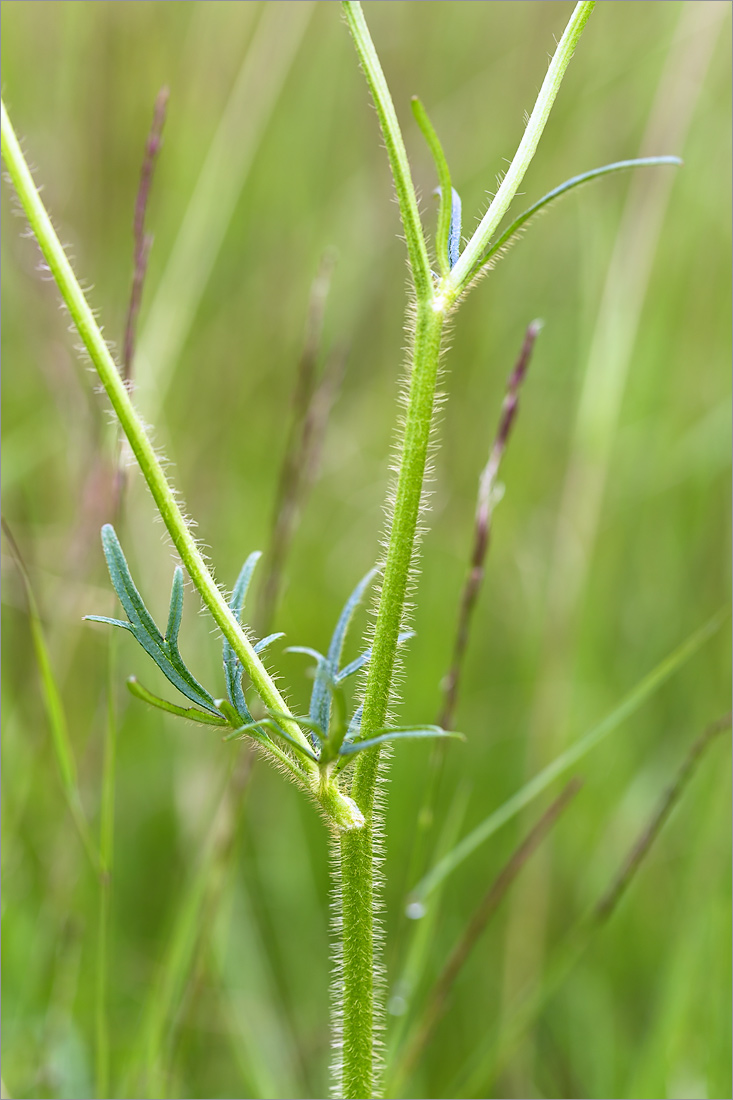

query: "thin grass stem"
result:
(592, 712), (731, 924)
(393, 779), (581, 1094)
(410, 608), (727, 906)
(439, 321), (540, 733)
(123, 86), (168, 382)
(95, 639), (118, 1100)
(1, 520), (100, 874)
(257, 250), (341, 633)
(338, 4), (596, 1092)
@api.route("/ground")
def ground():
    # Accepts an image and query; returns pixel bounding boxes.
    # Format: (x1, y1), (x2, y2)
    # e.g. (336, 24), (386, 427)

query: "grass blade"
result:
(132, 762), (236, 1096)
(392, 779), (581, 1095)
(95, 525), (219, 715)
(165, 568), (184, 647)
(2, 520), (99, 874)
(410, 608), (727, 905)
(591, 712), (732, 925)
(136, 1), (316, 416)
(438, 321), (540, 732)
(456, 712), (731, 1099)
(384, 784), (470, 1085)
(96, 640), (118, 1100)
(123, 86), (168, 382)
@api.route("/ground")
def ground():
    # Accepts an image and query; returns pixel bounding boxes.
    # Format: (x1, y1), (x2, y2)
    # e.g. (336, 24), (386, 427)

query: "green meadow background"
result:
(2, 2), (730, 1098)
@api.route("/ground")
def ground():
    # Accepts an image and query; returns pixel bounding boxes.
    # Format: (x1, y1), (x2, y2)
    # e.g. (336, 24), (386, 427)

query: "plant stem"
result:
(337, 299), (444, 1098)
(445, 0), (596, 299)
(123, 85), (168, 382)
(338, 2), (598, 1094)
(0, 98), (362, 832)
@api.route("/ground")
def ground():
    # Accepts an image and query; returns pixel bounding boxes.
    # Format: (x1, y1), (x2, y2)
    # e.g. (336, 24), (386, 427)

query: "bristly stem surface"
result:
(0, 97), (362, 833)
(339, 2), (595, 1095)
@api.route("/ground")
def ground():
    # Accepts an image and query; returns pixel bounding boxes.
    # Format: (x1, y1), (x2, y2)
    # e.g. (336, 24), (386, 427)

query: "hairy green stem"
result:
(339, 2), (595, 1095)
(0, 98), (362, 832)
(341, 0), (431, 300)
(338, 304), (444, 1099)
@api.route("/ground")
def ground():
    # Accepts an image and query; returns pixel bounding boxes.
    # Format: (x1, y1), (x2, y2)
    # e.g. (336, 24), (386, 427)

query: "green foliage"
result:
(86, 525), (221, 716)
(1, 2), (730, 1099)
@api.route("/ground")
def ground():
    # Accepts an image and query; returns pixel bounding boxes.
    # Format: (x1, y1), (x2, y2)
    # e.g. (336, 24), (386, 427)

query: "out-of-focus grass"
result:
(1, 3), (730, 1098)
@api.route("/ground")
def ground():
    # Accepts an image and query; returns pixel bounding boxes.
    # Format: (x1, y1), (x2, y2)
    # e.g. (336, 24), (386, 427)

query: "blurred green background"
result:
(2, 2), (730, 1098)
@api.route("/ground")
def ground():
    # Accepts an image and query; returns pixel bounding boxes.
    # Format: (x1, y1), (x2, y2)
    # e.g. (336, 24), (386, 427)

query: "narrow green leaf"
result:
(471, 157), (682, 281)
(344, 703), (363, 744)
(341, 1), (432, 298)
(230, 552), (262, 619)
(227, 717), (319, 764)
(411, 608), (727, 905)
(411, 96), (452, 277)
(3, 522), (99, 873)
(95, 525), (219, 714)
(335, 629), (414, 684)
(312, 567), (378, 738)
(223, 551), (262, 721)
(101, 523), (161, 638)
(127, 678), (228, 726)
(96, 635), (118, 1100)
(165, 568), (184, 645)
(339, 725), (464, 757)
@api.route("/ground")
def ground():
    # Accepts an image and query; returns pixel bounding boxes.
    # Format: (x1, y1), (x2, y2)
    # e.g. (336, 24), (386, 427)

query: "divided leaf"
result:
(287, 567), (419, 763)
(335, 630), (414, 685)
(291, 567), (378, 746)
(86, 525), (219, 714)
(127, 677), (228, 726)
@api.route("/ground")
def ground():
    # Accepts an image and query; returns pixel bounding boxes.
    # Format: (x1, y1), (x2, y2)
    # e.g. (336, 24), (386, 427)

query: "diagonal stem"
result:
(0, 98), (363, 832)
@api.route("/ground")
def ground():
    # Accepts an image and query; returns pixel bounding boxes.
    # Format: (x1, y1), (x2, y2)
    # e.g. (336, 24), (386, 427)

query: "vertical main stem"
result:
(339, 302), (445, 1098)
